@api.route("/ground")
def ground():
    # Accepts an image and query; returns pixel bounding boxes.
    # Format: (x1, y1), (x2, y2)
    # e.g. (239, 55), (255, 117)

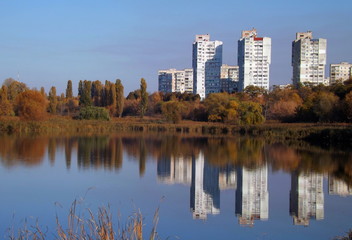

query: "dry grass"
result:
(7, 200), (161, 240)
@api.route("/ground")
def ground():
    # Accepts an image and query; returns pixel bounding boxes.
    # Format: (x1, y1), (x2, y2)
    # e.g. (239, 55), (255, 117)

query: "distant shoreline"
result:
(0, 116), (351, 148)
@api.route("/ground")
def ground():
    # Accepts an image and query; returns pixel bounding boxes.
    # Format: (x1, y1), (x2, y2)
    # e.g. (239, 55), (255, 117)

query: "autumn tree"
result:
(343, 91), (352, 122)
(0, 85), (13, 116)
(15, 90), (47, 121)
(91, 80), (103, 106)
(238, 101), (265, 125)
(204, 93), (239, 123)
(48, 86), (58, 114)
(66, 80), (73, 99)
(266, 88), (303, 121)
(6, 80), (28, 101)
(115, 79), (124, 118)
(79, 80), (92, 107)
(312, 91), (339, 122)
(139, 78), (148, 118)
(40, 87), (46, 97)
(162, 101), (183, 123)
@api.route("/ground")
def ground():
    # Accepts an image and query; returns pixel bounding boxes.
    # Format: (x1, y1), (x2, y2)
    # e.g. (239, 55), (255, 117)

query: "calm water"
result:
(0, 134), (351, 239)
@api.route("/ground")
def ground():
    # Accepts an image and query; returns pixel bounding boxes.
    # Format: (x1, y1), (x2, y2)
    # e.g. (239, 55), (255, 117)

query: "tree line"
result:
(0, 76), (352, 124)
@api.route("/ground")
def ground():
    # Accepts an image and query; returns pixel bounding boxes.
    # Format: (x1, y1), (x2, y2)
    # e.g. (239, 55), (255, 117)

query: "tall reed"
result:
(7, 200), (160, 240)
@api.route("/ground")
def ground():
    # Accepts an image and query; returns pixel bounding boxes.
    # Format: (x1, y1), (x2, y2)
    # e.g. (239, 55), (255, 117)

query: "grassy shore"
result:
(0, 116), (351, 148)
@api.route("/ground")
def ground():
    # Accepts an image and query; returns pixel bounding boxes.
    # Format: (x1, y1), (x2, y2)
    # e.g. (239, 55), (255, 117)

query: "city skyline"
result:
(1, 0), (351, 95)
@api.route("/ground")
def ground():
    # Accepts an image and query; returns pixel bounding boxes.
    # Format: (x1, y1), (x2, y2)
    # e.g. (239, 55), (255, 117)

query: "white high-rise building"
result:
(330, 62), (352, 84)
(192, 34), (223, 99)
(238, 29), (271, 91)
(292, 31), (327, 86)
(158, 68), (193, 93)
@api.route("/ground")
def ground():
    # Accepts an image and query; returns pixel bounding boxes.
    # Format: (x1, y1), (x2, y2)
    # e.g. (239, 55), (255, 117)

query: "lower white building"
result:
(158, 68), (193, 93)
(330, 62), (352, 84)
(220, 64), (239, 93)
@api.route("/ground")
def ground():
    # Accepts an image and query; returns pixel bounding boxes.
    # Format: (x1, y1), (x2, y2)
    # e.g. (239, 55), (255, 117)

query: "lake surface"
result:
(0, 134), (351, 239)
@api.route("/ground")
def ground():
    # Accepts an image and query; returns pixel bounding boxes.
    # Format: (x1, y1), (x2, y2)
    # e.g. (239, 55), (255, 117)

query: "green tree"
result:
(77, 106), (110, 121)
(79, 80), (92, 107)
(91, 80), (103, 106)
(78, 80), (83, 98)
(115, 79), (124, 118)
(66, 80), (73, 99)
(48, 86), (58, 114)
(139, 78), (148, 118)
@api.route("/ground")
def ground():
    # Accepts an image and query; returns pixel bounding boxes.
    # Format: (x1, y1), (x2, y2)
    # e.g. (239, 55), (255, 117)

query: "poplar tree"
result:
(48, 86), (58, 114)
(115, 79), (124, 118)
(139, 78), (148, 118)
(66, 80), (73, 99)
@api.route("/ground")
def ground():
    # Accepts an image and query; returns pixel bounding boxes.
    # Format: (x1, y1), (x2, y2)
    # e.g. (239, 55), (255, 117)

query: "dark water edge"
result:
(0, 119), (351, 150)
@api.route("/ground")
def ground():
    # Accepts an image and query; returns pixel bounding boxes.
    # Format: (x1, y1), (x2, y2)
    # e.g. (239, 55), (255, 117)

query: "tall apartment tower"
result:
(292, 31), (327, 86)
(330, 62), (352, 84)
(238, 28), (271, 91)
(192, 34), (223, 99)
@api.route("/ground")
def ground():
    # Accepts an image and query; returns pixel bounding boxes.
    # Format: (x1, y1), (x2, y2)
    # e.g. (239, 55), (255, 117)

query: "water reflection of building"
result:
(190, 152), (220, 220)
(235, 165), (269, 227)
(328, 176), (352, 197)
(219, 166), (237, 190)
(290, 172), (324, 226)
(157, 156), (192, 185)
(157, 153), (237, 220)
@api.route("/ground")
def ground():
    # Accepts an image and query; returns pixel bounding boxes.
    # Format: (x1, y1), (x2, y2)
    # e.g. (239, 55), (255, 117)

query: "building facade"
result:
(292, 31), (327, 86)
(192, 34), (223, 99)
(238, 29), (271, 91)
(158, 68), (193, 93)
(330, 62), (352, 84)
(220, 64), (239, 93)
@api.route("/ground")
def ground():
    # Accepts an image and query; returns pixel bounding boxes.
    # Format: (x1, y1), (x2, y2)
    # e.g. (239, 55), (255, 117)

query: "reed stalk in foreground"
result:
(7, 200), (161, 240)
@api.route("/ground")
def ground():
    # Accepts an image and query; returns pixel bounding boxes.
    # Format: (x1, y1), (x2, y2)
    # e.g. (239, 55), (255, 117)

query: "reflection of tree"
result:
(48, 138), (56, 166)
(267, 143), (352, 186)
(200, 138), (266, 168)
(0, 136), (47, 167)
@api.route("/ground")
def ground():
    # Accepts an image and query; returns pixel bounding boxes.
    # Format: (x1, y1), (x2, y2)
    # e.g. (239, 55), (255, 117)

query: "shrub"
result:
(77, 106), (110, 121)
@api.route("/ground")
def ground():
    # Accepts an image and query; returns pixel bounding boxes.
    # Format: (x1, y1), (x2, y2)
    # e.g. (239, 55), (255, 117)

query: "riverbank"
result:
(0, 116), (351, 148)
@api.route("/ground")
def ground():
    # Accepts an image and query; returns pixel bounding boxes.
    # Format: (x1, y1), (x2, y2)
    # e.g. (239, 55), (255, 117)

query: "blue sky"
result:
(0, 0), (351, 95)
